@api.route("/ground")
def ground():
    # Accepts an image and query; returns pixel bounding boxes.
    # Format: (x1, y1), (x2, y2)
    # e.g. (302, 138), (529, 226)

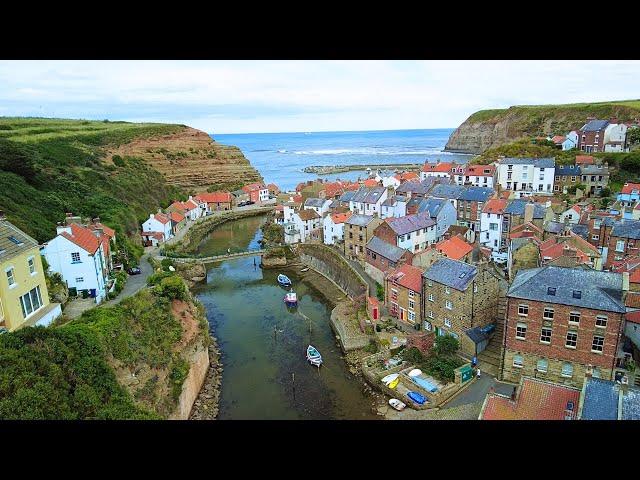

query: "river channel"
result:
(192, 214), (378, 419)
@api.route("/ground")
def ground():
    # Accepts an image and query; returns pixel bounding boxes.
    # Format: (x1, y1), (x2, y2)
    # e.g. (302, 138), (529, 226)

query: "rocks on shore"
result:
(189, 335), (222, 420)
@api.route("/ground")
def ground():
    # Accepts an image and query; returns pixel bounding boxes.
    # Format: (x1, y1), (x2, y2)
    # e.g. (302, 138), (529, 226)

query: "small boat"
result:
(408, 369), (422, 377)
(381, 373), (399, 385)
(388, 377), (400, 389)
(284, 291), (298, 307)
(389, 398), (406, 411)
(407, 391), (427, 405)
(277, 274), (292, 287)
(306, 345), (322, 367)
(300, 267), (310, 272)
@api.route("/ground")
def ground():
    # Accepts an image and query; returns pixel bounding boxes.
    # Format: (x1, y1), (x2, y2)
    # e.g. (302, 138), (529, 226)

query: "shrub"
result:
(112, 155), (125, 167)
(160, 258), (175, 272)
(364, 339), (378, 354)
(433, 335), (459, 357)
(169, 356), (190, 401)
(599, 187), (611, 198)
(147, 271), (173, 286)
(423, 355), (463, 383)
(401, 346), (424, 364)
(376, 283), (384, 301)
(153, 275), (187, 301)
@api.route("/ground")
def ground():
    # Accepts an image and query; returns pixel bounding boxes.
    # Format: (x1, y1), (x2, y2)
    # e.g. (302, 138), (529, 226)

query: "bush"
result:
(112, 155), (125, 167)
(433, 335), (459, 357)
(364, 339), (378, 354)
(153, 275), (187, 301)
(401, 346), (425, 364)
(599, 187), (611, 198)
(423, 355), (463, 383)
(147, 271), (173, 286)
(160, 258), (175, 272)
(376, 283), (384, 301)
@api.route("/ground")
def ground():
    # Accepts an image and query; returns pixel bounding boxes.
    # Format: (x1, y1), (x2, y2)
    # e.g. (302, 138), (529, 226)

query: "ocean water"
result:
(213, 129), (470, 191)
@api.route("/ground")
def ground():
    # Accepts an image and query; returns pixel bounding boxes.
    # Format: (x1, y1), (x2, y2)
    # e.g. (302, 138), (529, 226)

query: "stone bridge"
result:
(161, 249), (266, 265)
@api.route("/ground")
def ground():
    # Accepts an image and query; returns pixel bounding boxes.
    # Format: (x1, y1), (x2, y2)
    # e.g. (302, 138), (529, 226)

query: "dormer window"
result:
(572, 290), (582, 299)
(547, 287), (556, 296)
(7, 236), (23, 246)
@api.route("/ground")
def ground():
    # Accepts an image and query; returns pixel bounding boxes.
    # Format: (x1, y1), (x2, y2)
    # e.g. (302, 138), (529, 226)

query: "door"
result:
(400, 308), (405, 321)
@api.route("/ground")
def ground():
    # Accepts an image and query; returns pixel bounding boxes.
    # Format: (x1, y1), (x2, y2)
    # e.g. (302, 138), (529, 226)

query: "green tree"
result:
(599, 187), (611, 198)
(433, 335), (459, 357)
(628, 127), (640, 146)
(376, 283), (384, 301)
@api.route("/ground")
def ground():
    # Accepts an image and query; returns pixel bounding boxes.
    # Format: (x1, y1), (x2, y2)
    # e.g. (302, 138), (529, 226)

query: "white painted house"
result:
(349, 187), (388, 217)
(496, 157), (555, 198)
(284, 209), (321, 244)
(304, 198), (332, 216)
(479, 198), (508, 261)
(558, 205), (581, 225)
(380, 195), (408, 219)
(375, 212), (437, 253)
(41, 223), (109, 303)
(604, 123), (628, 152)
(142, 212), (173, 242)
(562, 131), (579, 151)
(323, 211), (352, 245)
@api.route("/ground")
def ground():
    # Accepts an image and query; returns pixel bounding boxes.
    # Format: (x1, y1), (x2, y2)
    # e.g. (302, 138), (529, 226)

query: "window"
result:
(424, 321), (432, 331)
(572, 290), (582, 299)
(19, 286), (43, 319)
(561, 362), (573, 378)
(408, 311), (415, 322)
(444, 318), (451, 327)
(28, 257), (36, 275)
(408, 290), (415, 298)
(592, 335), (604, 353)
(571, 176), (576, 182)
(445, 286), (450, 294)
(592, 367), (601, 378)
(596, 315), (607, 328)
(473, 284), (478, 293)
(569, 312), (580, 324)
(547, 287), (556, 296)
(75, 277), (84, 283)
(409, 300), (415, 310)
(445, 300), (453, 310)
(428, 310), (434, 319)
(540, 327), (552, 344)
(616, 240), (625, 252)
(8, 236), (24, 245)
(594, 219), (601, 229)
(518, 304), (529, 316)
(391, 288), (398, 301)
(71, 252), (81, 263)
(513, 354), (523, 368)
(566, 331), (578, 349)
(489, 223), (498, 231)
(592, 235), (599, 241)
(6, 267), (15, 287)
(543, 307), (554, 320)
(428, 293), (434, 302)
(516, 322), (527, 340)
(536, 358), (548, 373)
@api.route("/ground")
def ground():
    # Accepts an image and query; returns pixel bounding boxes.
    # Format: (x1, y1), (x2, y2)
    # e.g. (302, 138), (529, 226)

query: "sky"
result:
(0, 60), (638, 134)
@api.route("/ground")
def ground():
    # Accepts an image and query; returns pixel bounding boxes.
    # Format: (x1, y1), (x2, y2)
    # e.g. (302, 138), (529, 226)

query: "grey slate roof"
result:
(465, 327), (490, 345)
(351, 186), (386, 204)
(382, 198), (396, 207)
(384, 212), (435, 236)
(611, 219), (640, 240)
(395, 178), (438, 195)
(510, 237), (539, 253)
(459, 186), (495, 203)
(544, 221), (564, 235)
(0, 219), (39, 261)
(415, 197), (446, 217)
(499, 157), (555, 168)
(508, 266), (626, 313)
(329, 199), (341, 209)
(423, 258), (477, 291)
(581, 378), (619, 420)
(556, 165), (581, 176)
(339, 190), (356, 203)
(581, 119), (609, 132)
(345, 214), (374, 227)
(571, 224), (589, 240)
(581, 377), (640, 420)
(505, 199), (547, 219)
(365, 236), (408, 262)
(304, 198), (326, 208)
(581, 164), (609, 175)
(430, 184), (466, 200)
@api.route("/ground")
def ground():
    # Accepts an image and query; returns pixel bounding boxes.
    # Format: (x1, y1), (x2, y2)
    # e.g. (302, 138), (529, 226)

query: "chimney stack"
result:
(524, 202), (535, 224)
(623, 272), (630, 292)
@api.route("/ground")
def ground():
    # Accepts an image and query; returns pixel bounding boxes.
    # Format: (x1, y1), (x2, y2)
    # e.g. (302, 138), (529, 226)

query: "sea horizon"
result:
(210, 127), (457, 136)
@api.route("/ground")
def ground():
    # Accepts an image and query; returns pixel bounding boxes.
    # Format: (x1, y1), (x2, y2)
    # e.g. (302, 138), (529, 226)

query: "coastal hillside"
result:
(0, 118), (261, 254)
(445, 100), (640, 154)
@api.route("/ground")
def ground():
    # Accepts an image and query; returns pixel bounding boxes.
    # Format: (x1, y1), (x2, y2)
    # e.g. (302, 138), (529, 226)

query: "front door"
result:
(400, 308), (405, 321)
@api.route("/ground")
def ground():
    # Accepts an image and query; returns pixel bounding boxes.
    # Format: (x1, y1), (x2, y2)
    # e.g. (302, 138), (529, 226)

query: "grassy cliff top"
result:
(467, 99), (640, 124)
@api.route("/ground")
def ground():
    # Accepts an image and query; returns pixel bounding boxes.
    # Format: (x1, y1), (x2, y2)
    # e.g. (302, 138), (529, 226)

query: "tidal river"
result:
(192, 215), (378, 419)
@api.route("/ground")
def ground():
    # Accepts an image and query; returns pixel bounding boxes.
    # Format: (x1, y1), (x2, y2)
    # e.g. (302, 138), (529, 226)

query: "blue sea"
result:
(213, 129), (470, 191)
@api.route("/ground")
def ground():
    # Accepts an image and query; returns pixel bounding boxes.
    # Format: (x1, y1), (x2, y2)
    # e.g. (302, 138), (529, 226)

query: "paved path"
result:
(443, 373), (515, 409)
(385, 402), (483, 420)
(331, 246), (378, 296)
(63, 297), (98, 320)
(103, 250), (157, 307)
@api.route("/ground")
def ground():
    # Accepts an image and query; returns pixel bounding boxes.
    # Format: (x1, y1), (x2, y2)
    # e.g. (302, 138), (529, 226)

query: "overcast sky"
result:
(0, 60), (638, 134)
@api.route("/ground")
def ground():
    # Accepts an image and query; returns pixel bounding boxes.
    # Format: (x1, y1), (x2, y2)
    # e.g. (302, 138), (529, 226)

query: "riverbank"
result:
(303, 163), (422, 175)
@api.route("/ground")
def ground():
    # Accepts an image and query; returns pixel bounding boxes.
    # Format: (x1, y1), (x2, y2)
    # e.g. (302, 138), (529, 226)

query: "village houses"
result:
(373, 212), (437, 254)
(380, 195), (408, 219)
(242, 182), (270, 204)
(364, 236), (413, 285)
(195, 191), (233, 211)
(0, 215), (62, 331)
(141, 210), (173, 246)
(348, 186), (388, 217)
(304, 197), (332, 216)
(455, 164), (496, 188)
(344, 214), (383, 261)
(495, 157), (556, 197)
(408, 197), (457, 240)
(322, 211), (352, 245)
(385, 263), (424, 327)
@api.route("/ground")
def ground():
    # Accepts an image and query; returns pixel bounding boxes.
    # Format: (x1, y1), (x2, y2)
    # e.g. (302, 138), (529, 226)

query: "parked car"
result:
(127, 266), (142, 275)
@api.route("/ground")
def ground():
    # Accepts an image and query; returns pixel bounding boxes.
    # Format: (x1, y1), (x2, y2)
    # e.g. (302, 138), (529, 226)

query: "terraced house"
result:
(344, 214), (382, 261)
(373, 212), (437, 253)
(0, 216), (62, 332)
(503, 267), (628, 387)
(385, 263), (424, 326)
(495, 157), (555, 197)
(422, 258), (500, 356)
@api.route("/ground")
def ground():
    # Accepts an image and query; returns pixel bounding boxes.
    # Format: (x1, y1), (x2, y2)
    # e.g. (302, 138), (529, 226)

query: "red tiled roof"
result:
(170, 211), (185, 223)
(363, 178), (380, 187)
(483, 198), (508, 214)
(626, 292), (640, 310)
(330, 211), (352, 224)
(89, 223), (115, 238)
(60, 223), (101, 254)
(575, 155), (595, 165)
(509, 222), (543, 239)
(551, 135), (566, 144)
(343, 182), (361, 192)
(242, 183), (265, 193)
(621, 183), (640, 194)
(142, 231), (165, 240)
(196, 191), (232, 203)
(275, 205), (284, 211)
(387, 263), (424, 293)
(435, 235), (473, 261)
(292, 194), (303, 204)
(298, 209), (320, 221)
(422, 162), (455, 173)
(153, 213), (171, 225)
(324, 182), (345, 198)
(367, 296), (379, 307)
(464, 164), (495, 176)
(627, 310), (640, 324)
(394, 172), (419, 182)
(481, 377), (581, 420)
(266, 183), (280, 193)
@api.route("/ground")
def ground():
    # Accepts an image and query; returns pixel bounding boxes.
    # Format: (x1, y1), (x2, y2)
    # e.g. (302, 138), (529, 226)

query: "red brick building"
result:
(195, 191), (232, 211)
(578, 119), (609, 153)
(606, 219), (640, 268)
(365, 236), (413, 273)
(503, 266), (628, 387)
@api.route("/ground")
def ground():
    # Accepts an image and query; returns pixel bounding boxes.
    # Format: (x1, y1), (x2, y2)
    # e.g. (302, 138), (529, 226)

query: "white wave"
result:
(288, 147), (458, 156)
(277, 149), (287, 153)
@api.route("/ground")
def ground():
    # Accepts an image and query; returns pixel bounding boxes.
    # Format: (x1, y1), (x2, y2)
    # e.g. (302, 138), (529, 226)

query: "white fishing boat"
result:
(389, 398), (406, 411)
(381, 373), (399, 385)
(408, 369), (422, 377)
(300, 267), (310, 272)
(306, 345), (322, 367)
(277, 274), (292, 287)
(284, 291), (298, 307)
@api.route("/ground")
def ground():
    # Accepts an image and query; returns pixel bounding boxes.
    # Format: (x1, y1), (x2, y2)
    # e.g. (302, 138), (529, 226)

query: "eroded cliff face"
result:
(106, 126), (263, 192)
(445, 103), (640, 155)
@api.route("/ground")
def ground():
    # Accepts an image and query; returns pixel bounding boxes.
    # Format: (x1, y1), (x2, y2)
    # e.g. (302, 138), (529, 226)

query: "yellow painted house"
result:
(0, 217), (62, 332)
